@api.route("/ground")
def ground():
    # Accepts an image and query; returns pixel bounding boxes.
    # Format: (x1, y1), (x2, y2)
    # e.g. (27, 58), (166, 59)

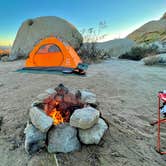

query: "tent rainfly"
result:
(24, 36), (87, 74)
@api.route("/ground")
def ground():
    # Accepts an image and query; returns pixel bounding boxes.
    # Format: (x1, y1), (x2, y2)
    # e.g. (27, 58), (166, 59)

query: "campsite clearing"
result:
(0, 59), (166, 166)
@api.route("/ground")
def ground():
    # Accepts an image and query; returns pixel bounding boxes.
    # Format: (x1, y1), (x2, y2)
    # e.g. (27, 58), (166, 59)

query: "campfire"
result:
(43, 84), (84, 125)
(24, 84), (108, 154)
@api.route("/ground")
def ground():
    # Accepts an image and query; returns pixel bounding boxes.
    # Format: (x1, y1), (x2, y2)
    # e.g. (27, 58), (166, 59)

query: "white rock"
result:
(79, 118), (108, 144)
(24, 123), (46, 154)
(45, 88), (56, 95)
(47, 123), (81, 153)
(29, 107), (53, 132)
(36, 93), (50, 101)
(31, 100), (43, 107)
(70, 107), (100, 129)
(81, 90), (97, 104)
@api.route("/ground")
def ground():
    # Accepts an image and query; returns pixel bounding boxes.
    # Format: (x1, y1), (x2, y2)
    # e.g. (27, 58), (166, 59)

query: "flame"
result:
(44, 101), (64, 125)
(48, 108), (64, 125)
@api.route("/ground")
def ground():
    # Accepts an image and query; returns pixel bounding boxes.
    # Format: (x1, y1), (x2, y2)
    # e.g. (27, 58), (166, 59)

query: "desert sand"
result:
(0, 59), (166, 166)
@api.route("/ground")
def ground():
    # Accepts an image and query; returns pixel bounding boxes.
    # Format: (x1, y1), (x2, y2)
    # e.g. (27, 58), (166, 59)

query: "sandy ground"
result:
(0, 59), (166, 166)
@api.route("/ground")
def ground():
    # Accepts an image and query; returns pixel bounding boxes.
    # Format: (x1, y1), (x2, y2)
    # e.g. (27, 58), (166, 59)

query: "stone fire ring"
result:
(24, 84), (108, 154)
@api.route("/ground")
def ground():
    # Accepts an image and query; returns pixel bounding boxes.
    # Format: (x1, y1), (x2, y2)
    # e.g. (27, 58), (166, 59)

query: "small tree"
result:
(119, 45), (159, 61)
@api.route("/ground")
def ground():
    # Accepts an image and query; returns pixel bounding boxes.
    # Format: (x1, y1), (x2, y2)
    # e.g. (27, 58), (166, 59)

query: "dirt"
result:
(0, 59), (166, 166)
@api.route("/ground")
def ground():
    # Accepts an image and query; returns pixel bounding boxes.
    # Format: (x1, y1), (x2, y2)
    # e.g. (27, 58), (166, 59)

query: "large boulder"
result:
(9, 16), (83, 60)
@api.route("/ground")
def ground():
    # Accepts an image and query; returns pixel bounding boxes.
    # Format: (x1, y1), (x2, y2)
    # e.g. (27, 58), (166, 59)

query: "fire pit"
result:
(24, 84), (108, 154)
(44, 84), (84, 125)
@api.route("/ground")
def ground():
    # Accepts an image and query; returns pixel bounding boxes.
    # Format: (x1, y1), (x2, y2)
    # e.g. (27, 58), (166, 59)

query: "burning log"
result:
(43, 84), (84, 125)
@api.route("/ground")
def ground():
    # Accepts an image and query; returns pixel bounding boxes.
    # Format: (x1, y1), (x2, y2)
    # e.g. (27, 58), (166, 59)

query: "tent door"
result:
(33, 44), (64, 67)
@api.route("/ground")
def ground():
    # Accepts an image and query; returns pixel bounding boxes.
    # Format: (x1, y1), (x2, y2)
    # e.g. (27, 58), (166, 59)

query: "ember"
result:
(44, 84), (84, 125)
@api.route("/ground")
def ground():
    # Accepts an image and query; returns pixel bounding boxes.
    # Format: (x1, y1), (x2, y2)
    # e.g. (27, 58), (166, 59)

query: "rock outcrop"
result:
(128, 12), (166, 43)
(143, 53), (166, 65)
(95, 38), (136, 57)
(9, 16), (83, 60)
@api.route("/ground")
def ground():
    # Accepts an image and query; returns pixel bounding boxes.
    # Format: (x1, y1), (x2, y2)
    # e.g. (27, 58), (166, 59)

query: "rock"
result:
(47, 123), (81, 153)
(81, 90), (97, 104)
(45, 88), (56, 95)
(143, 55), (159, 65)
(24, 123), (46, 154)
(79, 118), (108, 144)
(70, 107), (100, 129)
(143, 53), (166, 65)
(31, 100), (43, 107)
(94, 38), (136, 57)
(36, 93), (50, 101)
(9, 16), (83, 60)
(148, 41), (166, 53)
(29, 107), (53, 132)
(1, 56), (9, 62)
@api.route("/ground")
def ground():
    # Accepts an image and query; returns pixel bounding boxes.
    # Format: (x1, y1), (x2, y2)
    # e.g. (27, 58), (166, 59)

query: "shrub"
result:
(119, 45), (158, 61)
(79, 22), (110, 63)
(78, 43), (110, 63)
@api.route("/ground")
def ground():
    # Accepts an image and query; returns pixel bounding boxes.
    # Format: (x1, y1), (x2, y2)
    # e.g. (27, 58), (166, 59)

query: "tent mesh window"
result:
(37, 44), (61, 54)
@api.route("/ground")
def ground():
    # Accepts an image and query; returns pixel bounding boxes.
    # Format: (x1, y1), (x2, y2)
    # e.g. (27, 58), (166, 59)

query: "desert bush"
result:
(78, 43), (110, 63)
(119, 45), (158, 61)
(79, 22), (110, 63)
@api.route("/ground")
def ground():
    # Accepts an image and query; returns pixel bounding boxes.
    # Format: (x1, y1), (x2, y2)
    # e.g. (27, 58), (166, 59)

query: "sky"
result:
(0, 0), (166, 46)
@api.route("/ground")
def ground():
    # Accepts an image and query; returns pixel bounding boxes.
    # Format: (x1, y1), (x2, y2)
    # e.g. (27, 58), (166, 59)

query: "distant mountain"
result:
(0, 46), (10, 50)
(127, 12), (166, 44)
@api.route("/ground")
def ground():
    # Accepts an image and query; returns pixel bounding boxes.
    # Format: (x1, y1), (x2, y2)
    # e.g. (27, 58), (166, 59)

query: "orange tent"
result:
(25, 36), (84, 72)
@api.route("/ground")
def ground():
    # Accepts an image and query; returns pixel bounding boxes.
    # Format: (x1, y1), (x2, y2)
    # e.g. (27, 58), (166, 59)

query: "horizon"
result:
(0, 0), (166, 46)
